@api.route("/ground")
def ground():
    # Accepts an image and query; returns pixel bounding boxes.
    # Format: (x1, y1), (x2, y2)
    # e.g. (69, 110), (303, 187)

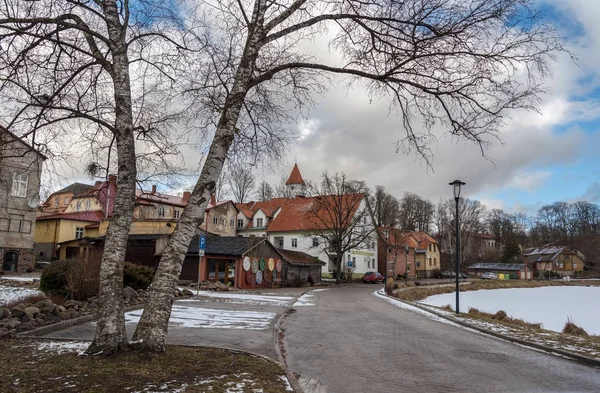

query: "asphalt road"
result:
(281, 285), (600, 393)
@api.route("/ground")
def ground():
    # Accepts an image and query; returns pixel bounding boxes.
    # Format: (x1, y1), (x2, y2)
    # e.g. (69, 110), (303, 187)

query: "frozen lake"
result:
(420, 286), (600, 335)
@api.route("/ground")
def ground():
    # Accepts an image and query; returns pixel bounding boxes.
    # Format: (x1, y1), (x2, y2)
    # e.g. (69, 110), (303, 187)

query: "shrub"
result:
(563, 318), (588, 337)
(123, 262), (155, 290)
(40, 259), (71, 297)
(431, 269), (442, 279)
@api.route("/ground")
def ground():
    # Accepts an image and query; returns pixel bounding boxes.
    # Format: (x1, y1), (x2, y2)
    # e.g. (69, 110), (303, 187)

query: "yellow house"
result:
(408, 232), (441, 278)
(38, 183), (93, 216)
(523, 246), (584, 277)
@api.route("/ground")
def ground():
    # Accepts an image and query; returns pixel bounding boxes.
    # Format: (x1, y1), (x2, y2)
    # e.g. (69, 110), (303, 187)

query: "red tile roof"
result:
(75, 178), (117, 216)
(285, 163), (306, 186)
(237, 193), (365, 232)
(35, 210), (105, 223)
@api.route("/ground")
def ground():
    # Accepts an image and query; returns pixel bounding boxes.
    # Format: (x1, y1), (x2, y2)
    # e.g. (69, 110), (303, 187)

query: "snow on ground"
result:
(0, 284), (43, 306)
(0, 276), (38, 282)
(292, 289), (328, 307)
(36, 341), (89, 356)
(182, 290), (294, 307)
(125, 305), (277, 330)
(279, 375), (294, 391)
(420, 286), (600, 335)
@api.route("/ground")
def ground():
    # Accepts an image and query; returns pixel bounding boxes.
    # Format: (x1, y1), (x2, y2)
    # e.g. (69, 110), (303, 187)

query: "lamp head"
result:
(449, 180), (466, 200)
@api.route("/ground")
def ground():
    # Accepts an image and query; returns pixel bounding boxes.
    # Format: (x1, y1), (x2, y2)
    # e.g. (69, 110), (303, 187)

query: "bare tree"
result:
(132, 0), (564, 352)
(305, 172), (374, 283)
(227, 164), (255, 202)
(367, 186), (400, 228)
(0, 0), (186, 355)
(398, 192), (434, 232)
(256, 180), (274, 201)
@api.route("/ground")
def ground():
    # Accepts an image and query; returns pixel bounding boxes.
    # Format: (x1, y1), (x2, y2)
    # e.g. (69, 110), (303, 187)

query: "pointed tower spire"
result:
(285, 163), (306, 197)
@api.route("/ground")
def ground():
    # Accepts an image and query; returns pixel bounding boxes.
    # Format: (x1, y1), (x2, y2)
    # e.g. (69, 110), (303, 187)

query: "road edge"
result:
(376, 290), (600, 369)
(274, 308), (304, 393)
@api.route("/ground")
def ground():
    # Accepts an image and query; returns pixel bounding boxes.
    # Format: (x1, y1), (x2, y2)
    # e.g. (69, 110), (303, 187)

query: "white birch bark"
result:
(87, 0), (137, 355)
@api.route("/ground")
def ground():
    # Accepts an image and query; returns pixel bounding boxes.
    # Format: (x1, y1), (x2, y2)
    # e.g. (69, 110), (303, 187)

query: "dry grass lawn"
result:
(0, 338), (291, 393)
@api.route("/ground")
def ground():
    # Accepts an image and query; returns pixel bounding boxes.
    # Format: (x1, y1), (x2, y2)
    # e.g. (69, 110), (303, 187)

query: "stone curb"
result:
(378, 291), (600, 369)
(274, 308), (304, 393)
(17, 296), (193, 338)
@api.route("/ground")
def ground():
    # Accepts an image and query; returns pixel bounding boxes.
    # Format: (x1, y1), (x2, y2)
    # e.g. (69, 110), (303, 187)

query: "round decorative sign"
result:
(268, 258), (275, 271)
(251, 259), (259, 274)
(259, 258), (266, 271)
(256, 270), (263, 284)
(242, 257), (251, 272)
(245, 271), (253, 285)
(276, 259), (282, 272)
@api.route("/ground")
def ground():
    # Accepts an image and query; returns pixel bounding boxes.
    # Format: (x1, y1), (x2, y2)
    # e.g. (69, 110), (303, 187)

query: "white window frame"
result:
(291, 238), (298, 248)
(85, 200), (91, 210)
(54, 197), (60, 207)
(312, 237), (319, 247)
(256, 218), (263, 227)
(11, 173), (28, 198)
(237, 219), (244, 228)
(75, 227), (84, 239)
(230, 219), (234, 227)
(158, 206), (165, 218)
(173, 210), (180, 219)
(64, 197), (70, 205)
(213, 216), (218, 225)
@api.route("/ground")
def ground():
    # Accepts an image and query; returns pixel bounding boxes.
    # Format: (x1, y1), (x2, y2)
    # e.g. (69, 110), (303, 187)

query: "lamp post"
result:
(405, 244), (409, 285)
(449, 180), (466, 314)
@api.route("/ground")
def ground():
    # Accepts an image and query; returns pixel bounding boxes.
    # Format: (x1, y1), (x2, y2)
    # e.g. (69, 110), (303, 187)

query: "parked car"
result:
(363, 271), (385, 284)
(441, 271), (456, 278)
(481, 272), (498, 280)
(459, 272), (469, 279)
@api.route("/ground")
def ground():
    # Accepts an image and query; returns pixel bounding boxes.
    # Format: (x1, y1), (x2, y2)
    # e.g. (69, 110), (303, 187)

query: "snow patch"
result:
(420, 286), (600, 335)
(182, 291), (294, 307)
(0, 285), (43, 306)
(0, 276), (38, 282)
(125, 305), (276, 330)
(293, 289), (328, 307)
(279, 375), (294, 391)
(36, 341), (89, 356)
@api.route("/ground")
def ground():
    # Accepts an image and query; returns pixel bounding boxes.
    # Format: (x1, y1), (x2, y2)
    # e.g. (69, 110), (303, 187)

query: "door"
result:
(2, 251), (18, 272)
(526, 271), (532, 280)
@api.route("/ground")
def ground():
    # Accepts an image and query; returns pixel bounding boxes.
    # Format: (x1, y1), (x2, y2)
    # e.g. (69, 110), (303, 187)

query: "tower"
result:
(285, 162), (306, 197)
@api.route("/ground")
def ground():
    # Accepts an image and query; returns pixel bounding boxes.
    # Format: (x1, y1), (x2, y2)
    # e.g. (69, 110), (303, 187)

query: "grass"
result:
(395, 280), (565, 302)
(466, 307), (542, 330)
(0, 339), (291, 393)
(563, 319), (589, 337)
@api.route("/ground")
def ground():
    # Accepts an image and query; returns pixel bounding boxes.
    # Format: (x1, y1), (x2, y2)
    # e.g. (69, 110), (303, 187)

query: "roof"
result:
(0, 125), (48, 160)
(58, 233), (166, 245)
(468, 263), (530, 271)
(285, 163), (306, 186)
(35, 210), (105, 223)
(206, 200), (237, 212)
(277, 249), (326, 266)
(523, 246), (575, 262)
(236, 193), (365, 232)
(377, 227), (419, 248)
(187, 235), (267, 256)
(51, 183), (94, 197)
(476, 233), (496, 240)
(136, 190), (188, 208)
(74, 178), (117, 216)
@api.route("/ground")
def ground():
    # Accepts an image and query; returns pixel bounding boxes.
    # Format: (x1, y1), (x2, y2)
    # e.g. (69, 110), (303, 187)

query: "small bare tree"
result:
(256, 180), (274, 201)
(228, 164), (256, 202)
(132, 0), (565, 352)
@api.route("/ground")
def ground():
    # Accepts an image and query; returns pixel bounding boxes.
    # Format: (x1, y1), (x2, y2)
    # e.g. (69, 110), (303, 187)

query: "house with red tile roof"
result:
(377, 228), (440, 279)
(235, 164), (378, 277)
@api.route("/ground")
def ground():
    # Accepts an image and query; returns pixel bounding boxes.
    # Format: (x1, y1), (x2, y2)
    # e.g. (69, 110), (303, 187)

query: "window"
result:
(173, 210), (180, 219)
(64, 197), (70, 205)
(256, 218), (263, 227)
(237, 219), (244, 228)
(274, 237), (284, 248)
(213, 216), (218, 225)
(158, 206), (165, 218)
(85, 200), (91, 210)
(222, 218), (226, 225)
(429, 244), (432, 252)
(75, 227), (84, 239)
(574, 263), (577, 269)
(416, 261), (421, 267)
(230, 219), (234, 227)
(429, 258), (432, 266)
(312, 238), (319, 247)
(352, 257), (356, 266)
(291, 238), (298, 248)
(76, 201), (81, 211)
(11, 173), (28, 198)
(434, 258), (437, 266)
(54, 198), (60, 207)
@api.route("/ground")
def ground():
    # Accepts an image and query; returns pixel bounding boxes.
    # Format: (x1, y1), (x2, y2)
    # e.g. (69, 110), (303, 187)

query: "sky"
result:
(51, 0), (600, 216)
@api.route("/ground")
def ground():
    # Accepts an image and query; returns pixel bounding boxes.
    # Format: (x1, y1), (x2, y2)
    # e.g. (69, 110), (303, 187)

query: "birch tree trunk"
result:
(87, 0), (137, 355)
(131, 1), (267, 348)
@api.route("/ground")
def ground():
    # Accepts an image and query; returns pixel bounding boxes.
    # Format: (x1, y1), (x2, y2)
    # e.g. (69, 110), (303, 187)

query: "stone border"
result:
(378, 291), (600, 369)
(274, 308), (303, 393)
(18, 296), (193, 338)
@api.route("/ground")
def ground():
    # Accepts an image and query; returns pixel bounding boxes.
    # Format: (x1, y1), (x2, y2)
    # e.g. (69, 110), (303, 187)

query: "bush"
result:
(40, 259), (71, 297)
(563, 318), (589, 337)
(123, 262), (155, 290)
(431, 269), (442, 279)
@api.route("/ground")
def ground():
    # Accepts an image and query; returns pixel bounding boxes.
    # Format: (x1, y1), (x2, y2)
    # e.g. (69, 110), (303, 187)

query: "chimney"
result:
(183, 191), (191, 202)
(210, 193), (216, 205)
(108, 174), (117, 185)
(151, 185), (157, 195)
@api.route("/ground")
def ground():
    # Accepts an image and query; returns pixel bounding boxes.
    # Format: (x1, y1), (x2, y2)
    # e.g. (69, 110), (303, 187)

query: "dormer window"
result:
(237, 219), (244, 227)
(256, 218), (263, 227)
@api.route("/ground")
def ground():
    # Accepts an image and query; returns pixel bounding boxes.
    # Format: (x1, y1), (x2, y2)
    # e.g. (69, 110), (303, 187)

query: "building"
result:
(475, 233), (504, 261)
(411, 232), (441, 278)
(467, 263), (533, 280)
(377, 230), (440, 279)
(0, 127), (46, 273)
(522, 246), (585, 277)
(182, 235), (325, 288)
(202, 195), (238, 236)
(235, 164), (378, 278)
(39, 183), (93, 216)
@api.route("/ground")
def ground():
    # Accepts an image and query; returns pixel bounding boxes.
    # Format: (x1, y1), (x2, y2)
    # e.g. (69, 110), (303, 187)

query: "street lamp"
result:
(449, 179), (466, 314)
(405, 243), (409, 285)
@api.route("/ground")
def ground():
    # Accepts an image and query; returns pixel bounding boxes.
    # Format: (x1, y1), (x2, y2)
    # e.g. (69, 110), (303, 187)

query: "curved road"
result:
(281, 285), (600, 393)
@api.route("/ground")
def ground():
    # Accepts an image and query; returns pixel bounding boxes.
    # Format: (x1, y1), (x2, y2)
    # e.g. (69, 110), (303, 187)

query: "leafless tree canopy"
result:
(227, 164), (255, 202)
(306, 172), (374, 282)
(367, 185), (400, 228)
(255, 180), (274, 201)
(398, 192), (435, 232)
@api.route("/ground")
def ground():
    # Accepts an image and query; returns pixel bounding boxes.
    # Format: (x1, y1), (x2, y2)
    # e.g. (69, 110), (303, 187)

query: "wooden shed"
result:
(467, 263), (533, 280)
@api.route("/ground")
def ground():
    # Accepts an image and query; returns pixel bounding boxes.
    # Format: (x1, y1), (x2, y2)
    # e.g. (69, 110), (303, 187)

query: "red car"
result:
(363, 271), (385, 284)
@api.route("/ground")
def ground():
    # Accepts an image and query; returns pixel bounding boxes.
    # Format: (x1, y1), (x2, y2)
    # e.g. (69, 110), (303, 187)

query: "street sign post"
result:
(198, 236), (207, 295)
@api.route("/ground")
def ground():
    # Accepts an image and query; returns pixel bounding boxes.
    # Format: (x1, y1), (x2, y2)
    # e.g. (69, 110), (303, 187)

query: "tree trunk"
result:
(87, 0), (137, 355)
(335, 256), (342, 284)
